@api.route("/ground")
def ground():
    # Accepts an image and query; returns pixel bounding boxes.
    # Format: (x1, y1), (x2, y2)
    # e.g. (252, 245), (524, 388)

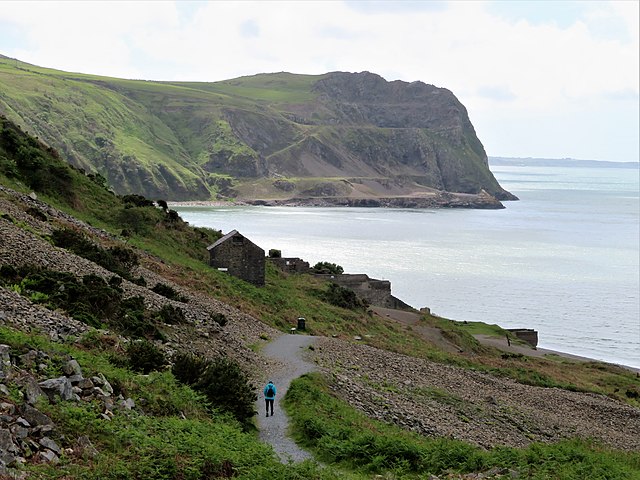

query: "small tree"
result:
(195, 357), (256, 428)
(268, 249), (282, 258)
(312, 261), (344, 275)
(127, 340), (167, 374)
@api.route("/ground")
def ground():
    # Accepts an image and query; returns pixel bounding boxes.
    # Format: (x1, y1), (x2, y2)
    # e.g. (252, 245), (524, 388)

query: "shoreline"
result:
(168, 190), (510, 210)
(475, 334), (640, 373)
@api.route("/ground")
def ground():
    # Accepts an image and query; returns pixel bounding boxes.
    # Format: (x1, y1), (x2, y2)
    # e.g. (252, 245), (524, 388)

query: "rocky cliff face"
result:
(0, 58), (515, 204)
(215, 72), (515, 204)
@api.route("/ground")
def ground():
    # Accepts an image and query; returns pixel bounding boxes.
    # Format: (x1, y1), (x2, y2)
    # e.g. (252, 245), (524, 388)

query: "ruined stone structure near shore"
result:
(267, 254), (413, 311)
(315, 273), (414, 311)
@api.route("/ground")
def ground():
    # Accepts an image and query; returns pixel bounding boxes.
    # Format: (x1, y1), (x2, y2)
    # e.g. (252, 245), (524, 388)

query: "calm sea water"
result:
(175, 164), (640, 368)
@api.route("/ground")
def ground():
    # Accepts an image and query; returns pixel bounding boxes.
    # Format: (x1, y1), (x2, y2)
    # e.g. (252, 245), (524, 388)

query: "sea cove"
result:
(175, 164), (640, 369)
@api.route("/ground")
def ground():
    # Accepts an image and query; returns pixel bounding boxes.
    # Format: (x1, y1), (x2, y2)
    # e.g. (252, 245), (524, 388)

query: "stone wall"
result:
(506, 329), (538, 348)
(268, 257), (310, 274)
(316, 273), (414, 310)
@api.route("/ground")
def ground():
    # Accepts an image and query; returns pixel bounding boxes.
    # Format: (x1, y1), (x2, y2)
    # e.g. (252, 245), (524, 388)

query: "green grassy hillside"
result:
(0, 57), (514, 202)
(1, 118), (638, 479)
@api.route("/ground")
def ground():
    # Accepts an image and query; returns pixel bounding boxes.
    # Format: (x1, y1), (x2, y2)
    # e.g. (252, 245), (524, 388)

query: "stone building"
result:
(207, 230), (265, 286)
(268, 257), (310, 274)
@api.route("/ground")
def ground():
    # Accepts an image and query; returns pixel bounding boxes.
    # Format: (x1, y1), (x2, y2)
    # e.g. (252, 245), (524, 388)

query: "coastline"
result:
(168, 191), (509, 209)
(474, 334), (640, 373)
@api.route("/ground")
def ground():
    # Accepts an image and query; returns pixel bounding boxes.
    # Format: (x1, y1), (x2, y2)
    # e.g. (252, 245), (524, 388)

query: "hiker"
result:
(264, 380), (276, 417)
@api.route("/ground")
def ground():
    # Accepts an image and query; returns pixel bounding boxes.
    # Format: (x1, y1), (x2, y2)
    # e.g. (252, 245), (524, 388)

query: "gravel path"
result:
(255, 334), (318, 463)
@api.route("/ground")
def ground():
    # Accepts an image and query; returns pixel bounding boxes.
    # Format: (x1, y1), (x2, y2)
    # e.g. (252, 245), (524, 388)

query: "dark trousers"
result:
(265, 399), (274, 415)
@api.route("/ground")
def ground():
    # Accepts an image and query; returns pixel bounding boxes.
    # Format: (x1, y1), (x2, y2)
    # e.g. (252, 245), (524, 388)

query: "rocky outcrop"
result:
(0, 343), (124, 476)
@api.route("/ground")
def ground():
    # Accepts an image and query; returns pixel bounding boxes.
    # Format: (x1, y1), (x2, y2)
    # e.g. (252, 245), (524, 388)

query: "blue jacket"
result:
(264, 382), (276, 399)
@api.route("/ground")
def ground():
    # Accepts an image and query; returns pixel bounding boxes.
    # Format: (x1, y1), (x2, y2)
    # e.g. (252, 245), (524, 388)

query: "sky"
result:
(0, 0), (638, 162)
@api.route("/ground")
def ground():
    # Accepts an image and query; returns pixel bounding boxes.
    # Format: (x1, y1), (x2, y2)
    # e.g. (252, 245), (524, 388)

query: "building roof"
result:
(206, 229), (241, 250)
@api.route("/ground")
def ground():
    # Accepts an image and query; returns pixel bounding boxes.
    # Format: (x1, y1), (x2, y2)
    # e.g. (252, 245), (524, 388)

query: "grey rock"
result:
(34, 449), (59, 464)
(0, 384), (9, 396)
(97, 373), (113, 394)
(0, 429), (19, 454)
(119, 398), (135, 410)
(0, 345), (11, 380)
(63, 359), (82, 377)
(76, 435), (98, 459)
(0, 402), (15, 415)
(21, 405), (53, 427)
(10, 426), (28, 440)
(39, 437), (61, 455)
(21, 376), (45, 405)
(77, 378), (94, 389)
(39, 377), (74, 402)
(92, 387), (108, 398)
(18, 350), (38, 368)
(16, 418), (30, 428)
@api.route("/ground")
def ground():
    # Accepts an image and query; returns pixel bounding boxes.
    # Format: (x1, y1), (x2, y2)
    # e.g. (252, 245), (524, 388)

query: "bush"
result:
(196, 357), (256, 428)
(325, 283), (368, 310)
(51, 228), (139, 280)
(127, 340), (167, 374)
(268, 249), (281, 258)
(171, 353), (209, 387)
(151, 283), (187, 303)
(121, 194), (154, 208)
(172, 353), (256, 428)
(211, 312), (227, 327)
(155, 304), (187, 325)
(312, 261), (344, 275)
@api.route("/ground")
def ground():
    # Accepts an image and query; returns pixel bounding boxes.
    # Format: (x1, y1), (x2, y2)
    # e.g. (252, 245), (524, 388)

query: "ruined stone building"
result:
(207, 230), (265, 286)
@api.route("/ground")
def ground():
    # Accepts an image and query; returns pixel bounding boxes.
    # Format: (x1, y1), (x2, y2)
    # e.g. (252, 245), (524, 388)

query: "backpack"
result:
(266, 385), (275, 397)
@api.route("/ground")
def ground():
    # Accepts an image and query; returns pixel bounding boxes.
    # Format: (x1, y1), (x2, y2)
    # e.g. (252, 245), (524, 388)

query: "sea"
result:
(174, 162), (640, 369)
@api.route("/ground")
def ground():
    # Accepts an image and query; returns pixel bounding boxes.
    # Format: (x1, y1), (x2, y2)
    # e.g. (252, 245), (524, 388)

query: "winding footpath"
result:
(255, 333), (319, 463)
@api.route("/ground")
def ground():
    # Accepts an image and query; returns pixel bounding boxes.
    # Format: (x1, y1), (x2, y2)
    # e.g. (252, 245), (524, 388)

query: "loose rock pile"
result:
(0, 343), (131, 476)
(312, 337), (640, 451)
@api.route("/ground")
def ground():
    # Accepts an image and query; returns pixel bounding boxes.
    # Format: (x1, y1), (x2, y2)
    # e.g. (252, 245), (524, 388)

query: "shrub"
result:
(325, 283), (368, 310)
(211, 312), (228, 327)
(312, 261), (344, 275)
(121, 194), (154, 208)
(172, 353), (256, 428)
(0, 265), (18, 283)
(155, 304), (187, 325)
(51, 228), (138, 280)
(171, 353), (209, 387)
(195, 357), (256, 428)
(127, 340), (167, 374)
(268, 249), (281, 258)
(151, 283), (187, 303)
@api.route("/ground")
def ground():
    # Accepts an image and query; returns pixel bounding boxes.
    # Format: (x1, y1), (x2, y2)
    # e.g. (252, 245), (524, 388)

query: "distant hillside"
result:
(489, 156), (640, 169)
(0, 56), (515, 204)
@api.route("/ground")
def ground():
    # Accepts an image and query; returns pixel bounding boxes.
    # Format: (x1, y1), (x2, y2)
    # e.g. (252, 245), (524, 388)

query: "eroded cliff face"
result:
(220, 72), (516, 203)
(0, 58), (515, 204)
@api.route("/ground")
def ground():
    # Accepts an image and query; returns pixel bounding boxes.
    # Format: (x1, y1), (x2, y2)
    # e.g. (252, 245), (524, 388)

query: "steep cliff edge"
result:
(0, 58), (515, 205)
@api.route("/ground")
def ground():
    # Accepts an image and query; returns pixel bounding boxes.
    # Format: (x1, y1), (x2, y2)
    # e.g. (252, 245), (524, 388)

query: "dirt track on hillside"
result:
(255, 334), (318, 463)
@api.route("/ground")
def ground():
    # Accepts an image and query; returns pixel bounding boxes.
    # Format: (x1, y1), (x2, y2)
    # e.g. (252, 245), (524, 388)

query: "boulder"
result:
(21, 405), (53, 428)
(62, 359), (82, 377)
(38, 377), (74, 402)
(38, 437), (61, 455)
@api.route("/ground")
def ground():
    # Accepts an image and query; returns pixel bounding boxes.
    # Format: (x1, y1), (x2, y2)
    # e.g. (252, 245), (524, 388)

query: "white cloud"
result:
(0, 0), (637, 161)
